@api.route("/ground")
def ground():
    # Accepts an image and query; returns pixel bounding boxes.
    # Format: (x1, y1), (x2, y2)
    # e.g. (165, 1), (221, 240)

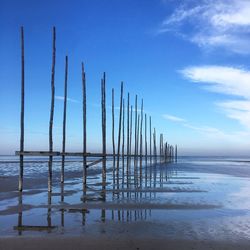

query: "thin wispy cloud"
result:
(159, 0), (250, 54)
(162, 112), (250, 142)
(217, 101), (250, 130)
(162, 114), (186, 122)
(180, 65), (250, 130)
(55, 95), (79, 103)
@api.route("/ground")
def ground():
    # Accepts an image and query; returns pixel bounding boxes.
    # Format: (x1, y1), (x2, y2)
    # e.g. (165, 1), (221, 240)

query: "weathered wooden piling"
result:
(175, 145), (178, 162)
(19, 26), (25, 192)
(101, 73), (106, 195)
(139, 99), (143, 179)
(126, 93), (130, 185)
(136, 114), (140, 185)
(129, 105), (133, 168)
(122, 98), (125, 184)
(144, 114), (147, 162)
(162, 135), (164, 162)
(116, 82), (123, 188)
(112, 88), (115, 185)
(134, 95), (138, 168)
(145, 113), (148, 184)
(48, 27), (56, 193)
(149, 116), (152, 164)
(61, 56), (68, 183)
(153, 128), (157, 164)
(159, 134), (162, 163)
(82, 62), (87, 189)
(165, 142), (168, 162)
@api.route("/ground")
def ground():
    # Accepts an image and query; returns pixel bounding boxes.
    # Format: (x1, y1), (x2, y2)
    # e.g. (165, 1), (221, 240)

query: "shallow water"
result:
(0, 156), (250, 243)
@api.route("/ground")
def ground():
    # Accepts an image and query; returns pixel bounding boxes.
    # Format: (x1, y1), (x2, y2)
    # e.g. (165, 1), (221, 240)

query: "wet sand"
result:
(0, 156), (250, 249)
(1, 236), (250, 250)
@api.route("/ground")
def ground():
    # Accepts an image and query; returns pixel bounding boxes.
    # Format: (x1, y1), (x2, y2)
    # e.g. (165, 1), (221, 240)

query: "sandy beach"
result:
(1, 236), (250, 250)
(0, 156), (250, 249)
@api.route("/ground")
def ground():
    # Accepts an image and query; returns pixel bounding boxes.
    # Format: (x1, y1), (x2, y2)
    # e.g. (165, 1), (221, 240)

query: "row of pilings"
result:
(17, 27), (178, 193)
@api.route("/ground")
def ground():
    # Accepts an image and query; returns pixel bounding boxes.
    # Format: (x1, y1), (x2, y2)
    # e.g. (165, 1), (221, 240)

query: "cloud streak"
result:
(162, 114), (186, 122)
(180, 65), (250, 130)
(162, 112), (250, 143)
(159, 0), (250, 54)
(55, 95), (79, 103)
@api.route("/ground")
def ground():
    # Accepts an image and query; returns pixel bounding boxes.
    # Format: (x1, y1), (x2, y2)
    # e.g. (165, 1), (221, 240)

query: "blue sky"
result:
(1, 0), (250, 156)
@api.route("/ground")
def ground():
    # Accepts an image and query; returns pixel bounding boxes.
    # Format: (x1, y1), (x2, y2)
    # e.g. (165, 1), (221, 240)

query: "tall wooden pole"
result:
(129, 105), (133, 166)
(165, 142), (167, 163)
(126, 93), (130, 185)
(134, 95), (137, 167)
(82, 62), (87, 189)
(145, 114), (147, 161)
(149, 116), (152, 165)
(122, 98), (125, 184)
(136, 114), (140, 185)
(112, 88), (115, 185)
(144, 113), (148, 185)
(153, 128), (156, 164)
(61, 56), (68, 183)
(139, 99), (143, 182)
(159, 134), (161, 163)
(101, 73), (106, 196)
(175, 145), (178, 162)
(48, 27), (56, 193)
(161, 134), (163, 163)
(19, 26), (25, 192)
(116, 82), (123, 188)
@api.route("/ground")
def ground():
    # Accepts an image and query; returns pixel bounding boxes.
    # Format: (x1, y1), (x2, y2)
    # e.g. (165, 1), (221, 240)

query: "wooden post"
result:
(101, 73), (106, 196)
(134, 95), (137, 168)
(122, 98), (125, 185)
(149, 116), (152, 165)
(61, 56), (68, 183)
(136, 114), (140, 185)
(112, 88), (115, 186)
(129, 105), (133, 168)
(145, 113), (147, 162)
(116, 82), (123, 188)
(139, 99), (143, 181)
(145, 113), (148, 186)
(126, 93), (130, 186)
(153, 128), (157, 164)
(159, 134), (161, 163)
(171, 145), (172, 162)
(82, 62), (87, 189)
(165, 142), (167, 163)
(169, 145), (171, 162)
(48, 27), (56, 193)
(175, 145), (178, 162)
(161, 134), (164, 163)
(19, 26), (25, 192)
(167, 144), (170, 162)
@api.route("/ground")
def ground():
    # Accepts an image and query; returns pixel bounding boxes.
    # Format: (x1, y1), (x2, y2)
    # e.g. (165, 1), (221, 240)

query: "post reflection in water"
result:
(14, 191), (56, 235)
(14, 157), (176, 234)
(61, 183), (64, 227)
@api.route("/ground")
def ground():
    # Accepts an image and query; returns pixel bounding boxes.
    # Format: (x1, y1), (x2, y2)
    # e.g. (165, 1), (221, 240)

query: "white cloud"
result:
(55, 95), (79, 103)
(162, 114), (186, 122)
(180, 66), (250, 99)
(180, 65), (250, 130)
(160, 0), (250, 54)
(217, 101), (250, 130)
